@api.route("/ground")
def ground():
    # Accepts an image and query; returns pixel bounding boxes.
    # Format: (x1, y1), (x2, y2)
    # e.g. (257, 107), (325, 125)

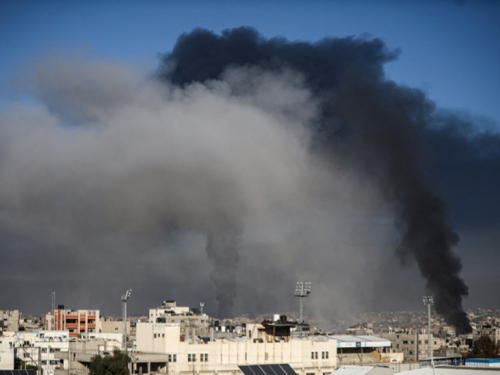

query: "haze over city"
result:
(0, 1), (499, 331)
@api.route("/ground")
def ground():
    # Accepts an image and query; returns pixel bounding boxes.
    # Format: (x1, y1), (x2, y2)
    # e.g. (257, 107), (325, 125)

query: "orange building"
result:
(46, 306), (100, 338)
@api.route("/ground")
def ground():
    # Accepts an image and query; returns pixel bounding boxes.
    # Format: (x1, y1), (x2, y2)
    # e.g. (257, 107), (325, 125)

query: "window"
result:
(188, 353), (196, 362)
(200, 353), (208, 362)
(311, 351), (318, 360)
(402, 341), (408, 344)
(322, 351), (329, 359)
(168, 354), (177, 363)
(306, 372), (315, 375)
(154, 334), (157, 338)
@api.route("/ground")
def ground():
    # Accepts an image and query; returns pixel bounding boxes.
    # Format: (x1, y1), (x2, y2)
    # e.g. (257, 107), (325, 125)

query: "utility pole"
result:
(121, 289), (132, 352)
(423, 296), (434, 367)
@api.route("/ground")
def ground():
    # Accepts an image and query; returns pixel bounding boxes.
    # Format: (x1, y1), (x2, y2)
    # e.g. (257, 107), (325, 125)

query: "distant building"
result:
(346, 323), (374, 336)
(100, 317), (131, 335)
(148, 300), (209, 339)
(473, 323), (500, 345)
(378, 331), (443, 362)
(0, 310), (20, 332)
(45, 307), (100, 338)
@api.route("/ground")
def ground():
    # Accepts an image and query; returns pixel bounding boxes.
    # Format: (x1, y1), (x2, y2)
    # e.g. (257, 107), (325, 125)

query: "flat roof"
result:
(330, 336), (392, 348)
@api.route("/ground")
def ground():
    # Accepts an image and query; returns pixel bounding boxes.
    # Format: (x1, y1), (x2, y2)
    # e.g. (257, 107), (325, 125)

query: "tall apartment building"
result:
(0, 310), (20, 332)
(149, 300), (209, 339)
(45, 306), (100, 338)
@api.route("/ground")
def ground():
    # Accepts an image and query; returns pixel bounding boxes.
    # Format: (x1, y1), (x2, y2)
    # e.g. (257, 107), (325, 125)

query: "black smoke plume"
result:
(160, 27), (473, 333)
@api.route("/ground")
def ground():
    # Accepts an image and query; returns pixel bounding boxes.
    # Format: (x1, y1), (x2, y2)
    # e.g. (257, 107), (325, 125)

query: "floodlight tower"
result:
(423, 296), (434, 367)
(294, 282), (311, 337)
(121, 289), (132, 352)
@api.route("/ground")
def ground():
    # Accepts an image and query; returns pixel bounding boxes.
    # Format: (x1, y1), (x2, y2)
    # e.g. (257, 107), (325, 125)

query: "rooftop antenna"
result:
(51, 292), (56, 330)
(294, 281), (311, 338)
(200, 302), (204, 315)
(121, 289), (132, 352)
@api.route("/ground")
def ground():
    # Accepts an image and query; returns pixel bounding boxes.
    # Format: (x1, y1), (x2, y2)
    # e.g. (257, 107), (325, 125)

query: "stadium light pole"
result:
(122, 289), (132, 352)
(423, 296), (434, 367)
(294, 282), (311, 338)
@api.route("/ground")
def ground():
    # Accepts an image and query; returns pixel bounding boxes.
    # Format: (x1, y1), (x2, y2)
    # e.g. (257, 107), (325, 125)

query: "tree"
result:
(470, 335), (500, 358)
(89, 349), (131, 375)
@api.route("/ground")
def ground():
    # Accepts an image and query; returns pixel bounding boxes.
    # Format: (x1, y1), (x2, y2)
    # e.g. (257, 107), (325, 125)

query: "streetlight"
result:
(294, 282), (311, 338)
(423, 296), (434, 367)
(121, 289), (132, 352)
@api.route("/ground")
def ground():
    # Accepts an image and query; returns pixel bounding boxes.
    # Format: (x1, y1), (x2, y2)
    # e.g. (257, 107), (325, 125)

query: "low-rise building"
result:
(379, 331), (443, 362)
(9, 330), (70, 375)
(148, 301), (209, 339)
(134, 317), (337, 375)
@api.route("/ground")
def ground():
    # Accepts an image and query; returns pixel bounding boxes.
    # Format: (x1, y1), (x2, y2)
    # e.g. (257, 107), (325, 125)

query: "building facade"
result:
(149, 301), (210, 339)
(134, 321), (337, 375)
(0, 310), (20, 333)
(379, 332), (443, 362)
(46, 308), (100, 338)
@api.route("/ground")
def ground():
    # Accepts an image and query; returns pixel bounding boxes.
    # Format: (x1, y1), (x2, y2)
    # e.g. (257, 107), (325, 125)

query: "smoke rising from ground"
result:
(1, 30), (499, 330)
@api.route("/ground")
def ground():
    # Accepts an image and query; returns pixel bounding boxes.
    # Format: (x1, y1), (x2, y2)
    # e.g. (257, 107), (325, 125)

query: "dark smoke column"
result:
(205, 214), (242, 318)
(160, 27), (471, 332)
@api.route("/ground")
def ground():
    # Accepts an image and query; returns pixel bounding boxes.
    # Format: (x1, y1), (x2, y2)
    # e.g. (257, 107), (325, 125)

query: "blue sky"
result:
(1, 0), (500, 125)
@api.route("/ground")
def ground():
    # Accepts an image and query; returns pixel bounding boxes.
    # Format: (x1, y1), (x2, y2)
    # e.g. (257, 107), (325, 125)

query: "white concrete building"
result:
(134, 320), (337, 375)
(12, 330), (70, 375)
(80, 332), (123, 352)
(0, 334), (15, 370)
(149, 300), (210, 339)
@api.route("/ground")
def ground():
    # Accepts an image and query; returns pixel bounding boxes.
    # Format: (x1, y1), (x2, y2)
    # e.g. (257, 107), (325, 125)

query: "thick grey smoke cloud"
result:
(1, 54), (352, 318)
(156, 27), (498, 333)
